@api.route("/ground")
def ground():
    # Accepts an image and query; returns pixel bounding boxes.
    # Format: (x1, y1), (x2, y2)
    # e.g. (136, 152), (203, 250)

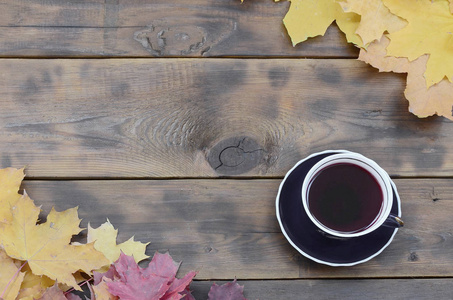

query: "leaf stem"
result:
(64, 277), (93, 296)
(1, 261), (27, 300)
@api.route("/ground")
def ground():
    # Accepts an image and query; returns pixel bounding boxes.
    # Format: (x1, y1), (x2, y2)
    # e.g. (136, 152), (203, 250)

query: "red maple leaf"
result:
(93, 265), (119, 285)
(208, 279), (247, 300)
(162, 270), (197, 299)
(101, 252), (196, 300)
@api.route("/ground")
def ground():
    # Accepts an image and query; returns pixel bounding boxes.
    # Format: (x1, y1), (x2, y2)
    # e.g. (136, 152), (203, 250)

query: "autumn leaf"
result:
(162, 269), (197, 299)
(19, 268), (55, 291)
(180, 288), (196, 300)
(106, 253), (173, 299)
(277, 0), (363, 47)
(37, 283), (84, 300)
(0, 193), (109, 290)
(17, 286), (46, 300)
(0, 167), (24, 224)
(17, 284), (47, 300)
(0, 249), (25, 300)
(87, 219), (149, 265)
(91, 280), (118, 300)
(358, 37), (407, 74)
(145, 251), (179, 278)
(66, 293), (84, 300)
(383, 0), (453, 87)
(450, 0), (453, 13)
(101, 252), (197, 300)
(37, 283), (69, 300)
(93, 266), (119, 286)
(339, 0), (406, 45)
(207, 279), (247, 300)
(16, 269), (55, 300)
(359, 36), (453, 120)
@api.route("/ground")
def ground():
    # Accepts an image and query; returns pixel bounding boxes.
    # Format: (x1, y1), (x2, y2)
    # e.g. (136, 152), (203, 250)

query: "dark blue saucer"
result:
(276, 150), (401, 266)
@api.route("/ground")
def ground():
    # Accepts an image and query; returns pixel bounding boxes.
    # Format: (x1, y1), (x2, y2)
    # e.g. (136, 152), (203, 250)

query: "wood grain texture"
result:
(22, 179), (453, 279)
(190, 279), (453, 300)
(1, 58), (452, 178)
(0, 0), (358, 57)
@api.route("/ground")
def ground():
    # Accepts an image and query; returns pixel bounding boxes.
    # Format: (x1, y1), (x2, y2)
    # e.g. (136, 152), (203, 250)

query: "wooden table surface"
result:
(2, 1), (453, 299)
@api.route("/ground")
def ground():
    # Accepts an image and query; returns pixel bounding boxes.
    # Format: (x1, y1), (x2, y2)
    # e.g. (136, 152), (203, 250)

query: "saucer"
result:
(276, 150), (401, 266)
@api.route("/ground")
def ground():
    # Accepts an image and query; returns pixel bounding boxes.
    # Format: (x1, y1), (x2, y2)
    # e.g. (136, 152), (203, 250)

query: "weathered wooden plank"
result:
(1, 58), (452, 178)
(0, 0), (358, 57)
(190, 279), (453, 299)
(1, 59), (452, 178)
(0, 59), (453, 177)
(22, 179), (453, 279)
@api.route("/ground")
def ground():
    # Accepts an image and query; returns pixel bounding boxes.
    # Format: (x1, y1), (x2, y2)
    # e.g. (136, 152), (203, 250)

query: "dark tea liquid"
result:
(307, 163), (383, 233)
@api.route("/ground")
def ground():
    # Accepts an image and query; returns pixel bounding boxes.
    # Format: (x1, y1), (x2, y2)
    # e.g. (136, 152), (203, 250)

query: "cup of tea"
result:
(301, 152), (403, 238)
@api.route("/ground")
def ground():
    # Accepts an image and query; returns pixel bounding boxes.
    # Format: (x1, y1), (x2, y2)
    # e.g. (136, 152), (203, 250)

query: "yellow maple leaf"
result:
(19, 269), (54, 291)
(87, 219), (149, 264)
(35, 283), (67, 300)
(277, 0), (363, 47)
(340, 0), (407, 45)
(16, 269), (55, 300)
(359, 36), (453, 120)
(17, 266), (89, 299)
(0, 249), (25, 300)
(0, 194), (109, 290)
(91, 280), (118, 300)
(9, 256), (50, 300)
(17, 284), (47, 300)
(383, 0), (453, 87)
(17, 286), (44, 300)
(0, 167), (25, 224)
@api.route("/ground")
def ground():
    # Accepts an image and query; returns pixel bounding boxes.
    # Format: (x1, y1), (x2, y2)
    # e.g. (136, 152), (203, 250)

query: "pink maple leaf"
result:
(144, 252), (179, 278)
(37, 283), (83, 300)
(106, 253), (172, 300)
(100, 252), (197, 300)
(208, 279), (247, 300)
(162, 271), (198, 299)
(93, 265), (120, 285)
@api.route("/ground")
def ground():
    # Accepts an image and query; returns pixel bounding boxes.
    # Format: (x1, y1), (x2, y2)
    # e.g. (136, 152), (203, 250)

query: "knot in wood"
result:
(208, 136), (264, 175)
(134, 22), (208, 56)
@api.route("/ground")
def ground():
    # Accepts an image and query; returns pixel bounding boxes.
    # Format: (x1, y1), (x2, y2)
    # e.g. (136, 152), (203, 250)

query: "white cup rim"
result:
(301, 152), (393, 238)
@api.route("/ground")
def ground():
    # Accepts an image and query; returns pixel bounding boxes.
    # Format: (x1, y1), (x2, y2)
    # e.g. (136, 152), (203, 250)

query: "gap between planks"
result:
(0, 56), (359, 59)
(22, 176), (453, 181)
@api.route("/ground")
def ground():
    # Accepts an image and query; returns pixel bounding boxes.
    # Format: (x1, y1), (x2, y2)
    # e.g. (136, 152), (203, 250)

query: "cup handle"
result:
(382, 214), (404, 228)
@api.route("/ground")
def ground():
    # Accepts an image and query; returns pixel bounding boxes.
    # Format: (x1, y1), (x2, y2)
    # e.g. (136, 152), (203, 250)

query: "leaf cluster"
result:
(0, 168), (247, 300)
(246, 0), (453, 120)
